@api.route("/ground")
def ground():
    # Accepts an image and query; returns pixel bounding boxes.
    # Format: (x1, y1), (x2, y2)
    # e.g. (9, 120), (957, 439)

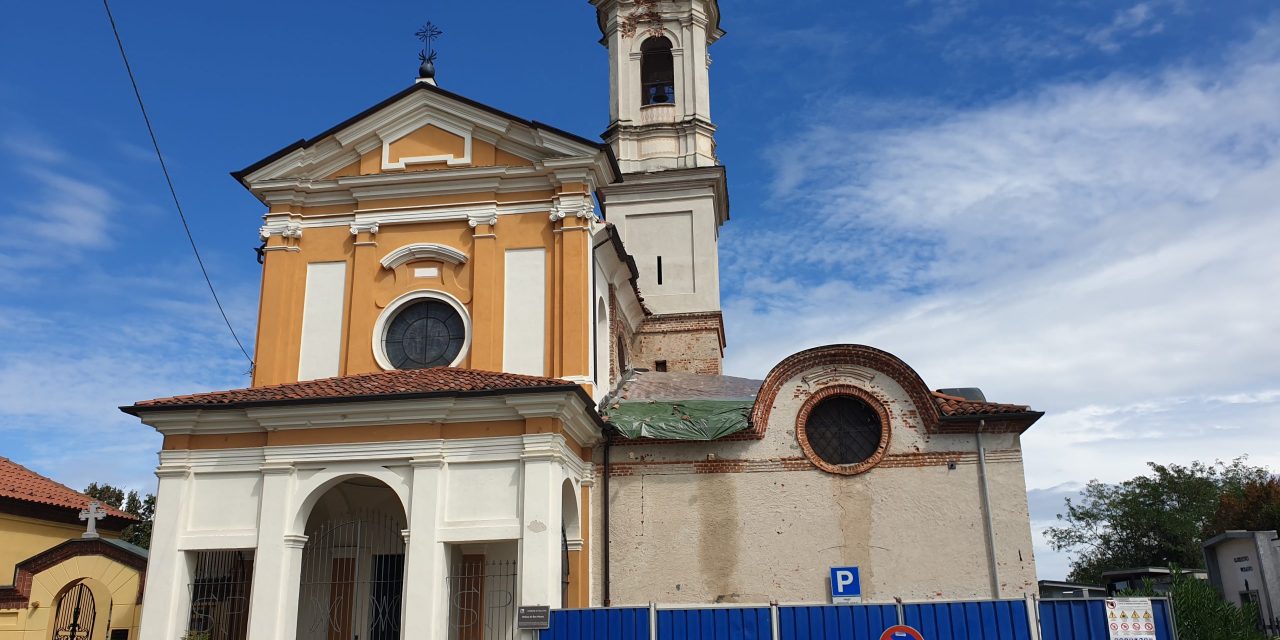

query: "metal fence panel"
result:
(541, 607), (650, 640)
(902, 601), (1032, 640)
(777, 604), (899, 640)
(1038, 599), (1175, 640)
(657, 607), (773, 640)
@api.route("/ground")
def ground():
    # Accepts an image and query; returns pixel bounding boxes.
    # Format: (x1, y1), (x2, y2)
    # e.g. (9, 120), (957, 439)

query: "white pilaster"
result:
(247, 463), (299, 640)
(138, 466), (195, 640)
(518, 434), (565, 639)
(403, 452), (448, 640)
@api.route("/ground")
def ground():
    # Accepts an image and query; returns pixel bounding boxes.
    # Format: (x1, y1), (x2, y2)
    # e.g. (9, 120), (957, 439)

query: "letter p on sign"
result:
(829, 566), (861, 602)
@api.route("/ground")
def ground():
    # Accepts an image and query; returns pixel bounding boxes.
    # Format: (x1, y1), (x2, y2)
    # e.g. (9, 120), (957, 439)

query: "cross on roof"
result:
(79, 501), (107, 539)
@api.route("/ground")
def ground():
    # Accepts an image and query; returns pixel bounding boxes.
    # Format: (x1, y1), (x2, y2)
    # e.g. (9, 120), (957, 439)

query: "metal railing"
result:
(186, 550), (254, 640)
(447, 559), (518, 640)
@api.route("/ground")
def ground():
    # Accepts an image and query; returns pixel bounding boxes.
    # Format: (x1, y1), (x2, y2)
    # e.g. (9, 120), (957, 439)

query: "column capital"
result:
(411, 452), (447, 469)
(282, 534), (309, 550)
(154, 466), (190, 480)
(260, 463), (295, 476)
(468, 212), (498, 229)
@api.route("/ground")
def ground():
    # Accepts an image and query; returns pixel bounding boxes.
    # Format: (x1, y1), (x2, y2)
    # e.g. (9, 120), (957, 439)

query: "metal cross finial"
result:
(79, 501), (107, 539)
(416, 21), (444, 81)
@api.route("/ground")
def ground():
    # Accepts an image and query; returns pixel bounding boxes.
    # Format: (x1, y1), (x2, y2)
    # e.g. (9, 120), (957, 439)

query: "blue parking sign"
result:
(830, 566), (861, 601)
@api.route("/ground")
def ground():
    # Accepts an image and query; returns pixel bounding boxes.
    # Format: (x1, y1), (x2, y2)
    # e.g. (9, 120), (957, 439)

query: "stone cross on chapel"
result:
(79, 501), (106, 539)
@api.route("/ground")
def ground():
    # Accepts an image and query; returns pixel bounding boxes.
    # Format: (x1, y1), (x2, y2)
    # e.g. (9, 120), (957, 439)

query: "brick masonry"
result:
(630, 311), (725, 375)
(602, 449), (1024, 477)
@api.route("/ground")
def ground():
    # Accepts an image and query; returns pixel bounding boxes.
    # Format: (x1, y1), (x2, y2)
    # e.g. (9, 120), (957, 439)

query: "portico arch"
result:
(560, 479), (584, 608)
(295, 477), (408, 640)
(290, 467), (411, 537)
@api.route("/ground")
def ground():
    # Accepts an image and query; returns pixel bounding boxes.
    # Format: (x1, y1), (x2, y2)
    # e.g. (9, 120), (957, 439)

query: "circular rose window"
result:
(796, 386), (891, 475)
(382, 299), (466, 369)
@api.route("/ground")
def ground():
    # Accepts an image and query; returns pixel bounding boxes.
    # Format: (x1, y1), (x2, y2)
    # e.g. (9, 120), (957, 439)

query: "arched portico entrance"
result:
(296, 477), (407, 640)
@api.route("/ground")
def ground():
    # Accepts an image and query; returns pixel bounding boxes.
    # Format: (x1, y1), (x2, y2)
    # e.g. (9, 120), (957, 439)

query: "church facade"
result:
(123, 2), (1043, 640)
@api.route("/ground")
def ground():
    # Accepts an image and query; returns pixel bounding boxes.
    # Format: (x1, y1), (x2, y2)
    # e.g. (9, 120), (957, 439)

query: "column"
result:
(468, 213), (501, 370)
(247, 463), (300, 640)
(402, 453), (447, 639)
(343, 222), (380, 373)
(519, 435), (564, 621)
(138, 467), (194, 640)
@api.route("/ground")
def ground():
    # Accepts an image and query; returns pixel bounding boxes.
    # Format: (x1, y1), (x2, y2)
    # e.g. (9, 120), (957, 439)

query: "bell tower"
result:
(592, 0), (723, 172)
(592, 0), (729, 375)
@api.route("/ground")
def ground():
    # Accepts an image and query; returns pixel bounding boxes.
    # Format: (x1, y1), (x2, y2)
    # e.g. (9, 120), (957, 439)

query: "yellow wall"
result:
(252, 135), (597, 389)
(0, 556), (142, 640)
(0, 514), (121, 585)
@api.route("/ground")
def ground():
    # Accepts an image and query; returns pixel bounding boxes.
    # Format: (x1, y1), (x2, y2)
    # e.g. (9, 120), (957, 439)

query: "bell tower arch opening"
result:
(640, 36), (675, 106)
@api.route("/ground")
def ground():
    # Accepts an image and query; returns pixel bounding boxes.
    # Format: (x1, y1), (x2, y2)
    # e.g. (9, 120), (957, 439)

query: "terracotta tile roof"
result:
(932, 391), (1034, 417)
(0, 457), (136, 520)
(127, 367), (581, 411)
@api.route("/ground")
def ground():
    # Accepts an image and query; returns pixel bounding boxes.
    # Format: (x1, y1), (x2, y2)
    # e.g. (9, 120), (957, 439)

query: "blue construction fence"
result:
(540, 598), (1176, 640)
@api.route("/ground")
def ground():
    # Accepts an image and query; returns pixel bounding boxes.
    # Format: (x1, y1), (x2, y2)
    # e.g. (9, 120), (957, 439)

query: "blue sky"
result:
(2, 1), (1278, 581)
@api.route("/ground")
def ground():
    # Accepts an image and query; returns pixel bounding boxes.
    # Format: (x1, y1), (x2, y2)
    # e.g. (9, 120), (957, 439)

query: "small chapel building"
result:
(122, 2), (1045, 640)
(0, 457), (147, 640)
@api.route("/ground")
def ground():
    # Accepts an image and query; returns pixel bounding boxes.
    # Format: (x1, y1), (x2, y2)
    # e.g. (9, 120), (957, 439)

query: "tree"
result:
(1210, 476), (1280, 535)
(84, 482), (126, 509)
(1045, 458), (1270, 585)
(83, 482), (156, 549)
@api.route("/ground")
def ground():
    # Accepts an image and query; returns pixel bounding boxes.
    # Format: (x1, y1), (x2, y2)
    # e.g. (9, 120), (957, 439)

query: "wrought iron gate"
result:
(298, 512), (405, 640)
(51, 582), (95, 640)
(187, 550), (254, 640)
(446, 559), (517, 640)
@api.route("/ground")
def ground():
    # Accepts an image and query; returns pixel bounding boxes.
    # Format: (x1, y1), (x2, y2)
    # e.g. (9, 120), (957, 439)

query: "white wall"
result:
(297, 262), (347, 380)
(606, 186), (721, 315)
(144, 430), (590, 640)
(503, 249), (547, 376)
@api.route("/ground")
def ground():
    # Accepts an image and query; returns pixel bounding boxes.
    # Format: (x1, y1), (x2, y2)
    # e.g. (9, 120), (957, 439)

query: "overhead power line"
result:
(100, 0), (255, 368)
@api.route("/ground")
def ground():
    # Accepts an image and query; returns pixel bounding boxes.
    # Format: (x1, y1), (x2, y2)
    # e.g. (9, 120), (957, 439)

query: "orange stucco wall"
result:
(252, 182), (595, 389)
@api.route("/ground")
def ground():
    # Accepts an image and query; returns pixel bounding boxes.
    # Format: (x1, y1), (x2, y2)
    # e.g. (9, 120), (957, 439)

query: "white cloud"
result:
(722, 20), (1280, 578)
(1086, 3), (1167, 53)
(0, 132), (119, 283)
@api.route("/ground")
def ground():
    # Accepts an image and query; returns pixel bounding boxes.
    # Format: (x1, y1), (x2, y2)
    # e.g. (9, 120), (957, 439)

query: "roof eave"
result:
(935, 411), (1045, 433)
(121, 383), (607, 430)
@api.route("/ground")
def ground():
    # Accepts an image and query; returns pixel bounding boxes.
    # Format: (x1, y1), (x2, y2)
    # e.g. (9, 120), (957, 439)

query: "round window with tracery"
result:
(382, 299), (466, 369)
(796, 386), (891, 475)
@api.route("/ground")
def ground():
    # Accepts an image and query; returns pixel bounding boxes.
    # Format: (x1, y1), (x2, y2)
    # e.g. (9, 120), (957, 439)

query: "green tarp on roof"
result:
(603, 399), (752, 441)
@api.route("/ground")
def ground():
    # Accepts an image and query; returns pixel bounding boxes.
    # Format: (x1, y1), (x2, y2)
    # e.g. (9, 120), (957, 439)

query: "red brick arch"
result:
(749, 344), (942, 438)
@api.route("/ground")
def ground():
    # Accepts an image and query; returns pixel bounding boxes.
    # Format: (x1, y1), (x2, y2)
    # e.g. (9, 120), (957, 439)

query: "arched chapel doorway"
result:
(296, 478), (407, 640)
(50, 581), (99, 640)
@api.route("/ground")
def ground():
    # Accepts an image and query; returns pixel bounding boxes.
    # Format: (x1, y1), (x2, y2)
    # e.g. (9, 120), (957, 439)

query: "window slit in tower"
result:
(657, 256), (663, 285)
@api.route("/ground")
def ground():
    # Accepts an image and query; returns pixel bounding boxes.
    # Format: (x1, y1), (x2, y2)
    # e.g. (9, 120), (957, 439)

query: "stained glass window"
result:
(383, 299), (466, 369)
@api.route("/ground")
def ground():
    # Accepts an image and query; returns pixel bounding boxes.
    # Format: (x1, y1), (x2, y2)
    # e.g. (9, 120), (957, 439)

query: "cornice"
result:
(135, 391), (603, 447)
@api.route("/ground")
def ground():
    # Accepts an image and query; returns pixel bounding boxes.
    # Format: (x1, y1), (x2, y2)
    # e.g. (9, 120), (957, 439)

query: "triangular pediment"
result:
(235, 82), (615, 190)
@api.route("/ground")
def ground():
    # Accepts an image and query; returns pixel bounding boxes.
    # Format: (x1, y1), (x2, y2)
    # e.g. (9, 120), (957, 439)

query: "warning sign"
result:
(1106, 598), (1156, 640)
